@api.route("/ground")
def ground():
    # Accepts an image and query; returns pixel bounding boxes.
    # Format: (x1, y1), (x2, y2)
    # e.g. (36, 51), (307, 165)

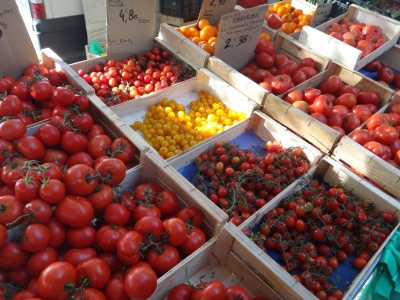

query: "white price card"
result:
(214, 5), (268, 70)
(310, 3), (333, 27)
(0, 0), (38, 78)
(106, 0), (156, 60)
(197, 0), (237, 26)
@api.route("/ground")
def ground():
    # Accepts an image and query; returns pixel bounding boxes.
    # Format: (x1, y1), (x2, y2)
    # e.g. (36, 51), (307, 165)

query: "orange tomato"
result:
(259, 32), (271, 42)
(200, 25), (217, 41)
(180, 26), (191, 38)
(189, 27), (199, 38)
(198, 18), (210, 30)
(277, 6), (289, 17)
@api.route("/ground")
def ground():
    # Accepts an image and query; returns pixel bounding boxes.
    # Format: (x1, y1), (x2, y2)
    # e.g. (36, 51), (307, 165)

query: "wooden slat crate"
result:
(299, 4), (400, 70)
(151, 222), (282, 299)
(207, 33), (330, 106)
(164, 110), (323, 223)
(233, 156), (400, 300)
(263, 61), (395, 154)
(109, 68), (258, 158)
(332, 95), (400, 199)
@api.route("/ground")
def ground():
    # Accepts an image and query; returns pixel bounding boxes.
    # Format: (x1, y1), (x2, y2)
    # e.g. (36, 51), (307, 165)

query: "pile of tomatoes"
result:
(284, 74), (382, 136)
(323, 18), (386, 58)
(363, 58), (400, 91)
(265, 2), (314, 34)
(190, 140), (311, 226)
(167, 280), (268, 300)
(77, 47), (195, 106)
(0, 62), (76, 127)
(349, 103), (400, 169)
(0, 64), (209, 299)
(240, 37), (319, 95)
(243, 178), (395, 299)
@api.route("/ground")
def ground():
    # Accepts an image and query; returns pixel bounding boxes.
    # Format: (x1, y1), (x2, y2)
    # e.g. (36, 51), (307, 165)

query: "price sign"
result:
(0, 0), (38, 78)
(197, 0), (237, 26)
(310, 3), (333, 27)
(106, 0), (156, 60)
(214, 5), (267, 70)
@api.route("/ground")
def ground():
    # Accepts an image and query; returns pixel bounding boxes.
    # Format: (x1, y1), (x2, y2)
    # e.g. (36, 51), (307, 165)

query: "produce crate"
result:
(332, 96), (400, 199)
(263, 61), (394, 154)
(232, 156), (400, 300)
(207, 33), (330, 105)
(298, 4), (400, 70)
(358, 44), (400, 91)
(165, 110), (323, 223)
(151, 222), (282, 299)
(109, 68), (258, 158)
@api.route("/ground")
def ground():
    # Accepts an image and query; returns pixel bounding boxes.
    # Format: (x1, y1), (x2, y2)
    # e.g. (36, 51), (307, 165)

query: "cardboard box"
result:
(165, 110), (323, 224)
(263, 62), (394, 154)
(109, 68), (258, 158)
(332, 96), (400, 199)
(233, 156), (400, 300)
(151, 222), (282, 299)
(207, 33), (330, 106)
(299, 4), (400, 70)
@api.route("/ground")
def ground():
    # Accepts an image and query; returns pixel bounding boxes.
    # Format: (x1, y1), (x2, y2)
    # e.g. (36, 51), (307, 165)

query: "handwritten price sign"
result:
(106, 0), (156, 59)
(197, 0), (237, 25)
(214, 5), (267, 70)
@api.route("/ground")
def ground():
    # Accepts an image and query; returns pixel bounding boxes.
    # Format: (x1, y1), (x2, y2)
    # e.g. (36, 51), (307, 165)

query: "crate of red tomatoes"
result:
(332, 94), (400, 199)
(263, 61), (395, 154)
(0, 149), (226, 299)
(227, 156), (400, 300)
(207, 33), (330, 106)
(298, 4), (400, 70)
(163, 109), (323, 227)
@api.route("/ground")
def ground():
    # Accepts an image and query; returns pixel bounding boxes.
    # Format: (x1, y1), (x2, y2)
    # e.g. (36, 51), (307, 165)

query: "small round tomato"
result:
(178, 227), (207, 256)
(353, 257), (367, 269)
(76, 257), (111, 289)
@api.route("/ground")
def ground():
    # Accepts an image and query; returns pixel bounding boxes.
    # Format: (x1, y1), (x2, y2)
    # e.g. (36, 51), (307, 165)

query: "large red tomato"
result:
(124, 262), (157, 299)
(190, 280), (226, 300)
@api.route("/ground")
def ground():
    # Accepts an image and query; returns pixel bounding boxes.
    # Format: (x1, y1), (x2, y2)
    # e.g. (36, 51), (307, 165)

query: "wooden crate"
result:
(299, 4), (400, 70)
(151, 222), (282, 299)
(207, 33), (330, 106)
(263, 61), (395, 154)
(332, 96), (400, 199)
(165, 110), (323, 222)
(69, 37), (198, 96)
(109, 68), (258, 156)
(232, 156), (400, 300)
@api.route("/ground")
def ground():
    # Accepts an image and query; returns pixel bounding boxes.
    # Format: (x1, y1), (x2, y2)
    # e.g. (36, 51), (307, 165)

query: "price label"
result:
(310, 3), (332, 27)
(197, 0), (237, 25)
(214, 5), (267, 70)
(106, 0), (156, 60)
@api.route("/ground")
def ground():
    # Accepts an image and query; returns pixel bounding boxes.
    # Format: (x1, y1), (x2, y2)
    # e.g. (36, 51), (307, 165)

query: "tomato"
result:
(373, 125), (398, 145)
(76, 257), (111, 289)
(34, 123), (61, 147)
(70, 112), (94, 133)
(24, 63), (49, 77)
(349, 129), (374, 145)
(334, 93), (357, 108)
(95, 157), (126, 185)
(24, 199), (52, 224)
(362, 24), (383, 37)
(21, 223), (52, 253)
(274, 54), (290, 69)
(146, 244), (180, 274)
(0, 138), (15, 164)
(303, 88), (322, 104)
(26, 247), (58, 277)
(255, 52), (274, 69)
(270, 74), (293, 94)
(67, 225), (96, 248)
(17, 135), (45, 160)
(64, 164), (99, 196)
(109, 137), (137, 163)
(0, 118), (26, 141)
(353, 257), (367, 269)
(342, 113), (361, 133)
(87, 134), (112, 159)
(124, 262), (157, 299)
(324, 75), (342, 94)
(105, 277), (129, 300)
(87, 184), (113, 211)
(39, 178), (66, 205)
(133, 182), (163, 203)
(179, 226), (207, 256)
(0, 242), (28, 269)
(51, 86), (76, 106)
(55, 195), (94, 228)
(104, 203), (130, 226)
(278, 61), (297, 76)
(134, 215), (165, 240)
(0, 95), (22, 117)
(226, 285), (251, 300)
(297, 66), (317, 79)
(378, 66), (395, 84)
(96, 225), (127, 252)
(116, 231), (141, 266)
(157, 189), (180, 216)
(291, 71), (307, 85)
(73, 288), (107, 300)
(364, 141), (387, 158)
(164, 217), (188, 246)
(176, 206), (204, 227)
(38, 261), (77, 300)
(0, 195), (23, 225)
(190, 280), (226, 300)
(266, 13), (283, 29)
(358, 91), (380, 106)
(14, 176), (40, 204)
(29, 80), (52, 102)
(311, 95), (334, 116)
(60, 132), (88, 154)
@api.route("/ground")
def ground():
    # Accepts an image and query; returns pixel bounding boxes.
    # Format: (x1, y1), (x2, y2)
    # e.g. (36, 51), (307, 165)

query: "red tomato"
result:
(60, 132), (88, 154)
(86, 134), (112, 159)
(303, 88), (322, 104)
(278, 61), (298, 76)
(342, 113), (361, 133)
(266, 13), (283, 29)
(255, 52), (274, 69)
(24, 63), (49, 77)
(105, 277), (129, 300)
(55, 195), (94, 228)
(63, 164), (99, 196)
(76, 258), (111, 289)
(297, 66), (317, 79)
(353, 257), (367, 269)
(271, 74), (294, 94)
(26, 247), (58, 277)
(373, 125), (399, 145)
(324, 75), (342, 94)
(358, 91), (380, 106)
(176, 206), (204, 228)
(362, 25), (383, 37)
(0, 195), (23, 225)
(0, 242), (28, 269)
(109, 137), (137, 163)
(352, 104), (372, 123)
(334, 93), (357, 108)
(0, 119), (26, 141)
(29, 80), (52, 102)
(146, 244), (180, 274)
(291, 71), (307, 85)
(190, 280), (226, 300)
(38, 261), (77, 300)
(157, 189), (180, 216)
(51, 87), (76, 106)
(67, 226), (96, 248)
(116, 231), (142, 266)
(134, 216), (165, 239)
(124, 262), (157, 299)
(63, 248), (97, 267)
(311, 95), (334, 116)
(164, 217), (188, 246)
(0, 95), (22, 117)
(378, 66), (395, 84)
(95, 157), (126, 185)
(349, 129), (374, 145)
(179, 227), (207, 256)
(226, 285), (251, 300)
(364, 141), (387, 158)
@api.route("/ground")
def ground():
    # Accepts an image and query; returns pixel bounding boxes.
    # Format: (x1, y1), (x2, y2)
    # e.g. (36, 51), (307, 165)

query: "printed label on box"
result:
(214, 5), (267, 70)
(197, 0), (237, 25)
(106, 0), (156, 60)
